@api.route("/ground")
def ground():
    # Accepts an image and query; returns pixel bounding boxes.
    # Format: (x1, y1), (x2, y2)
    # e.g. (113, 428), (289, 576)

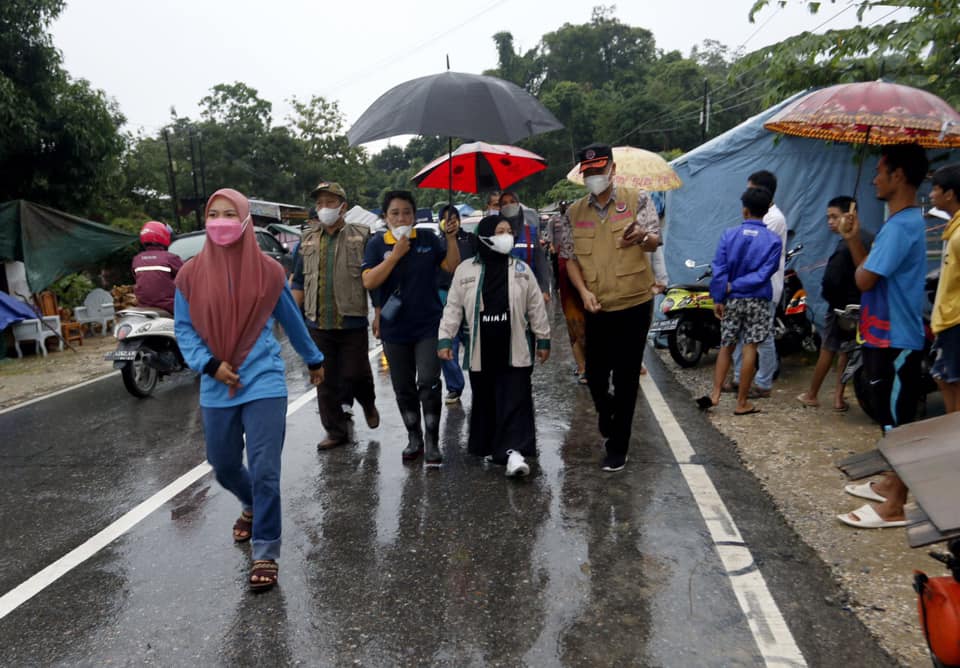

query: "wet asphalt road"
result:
(0, 316), (898, 667)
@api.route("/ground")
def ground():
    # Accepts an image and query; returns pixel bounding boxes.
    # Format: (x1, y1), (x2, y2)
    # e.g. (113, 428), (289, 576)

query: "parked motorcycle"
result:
(104, 308), (186, 397)
(914, 538), (960, 668)
(774, 244), (820, 356)
(652, 244), (811, 369)
(648, 260), (718, 368)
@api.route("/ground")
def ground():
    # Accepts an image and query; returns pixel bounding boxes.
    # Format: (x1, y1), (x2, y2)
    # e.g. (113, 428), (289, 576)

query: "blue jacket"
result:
(709, 220), (783, 303)
(174, 284), (324, 408)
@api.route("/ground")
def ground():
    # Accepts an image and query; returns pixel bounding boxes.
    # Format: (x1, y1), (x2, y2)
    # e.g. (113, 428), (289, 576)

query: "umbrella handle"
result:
(940, 120), (956, 143)
(852, 125), (872, 200)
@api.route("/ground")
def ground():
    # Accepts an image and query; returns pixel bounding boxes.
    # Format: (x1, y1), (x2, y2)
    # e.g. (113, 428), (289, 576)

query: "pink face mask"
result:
(206, 217), (245, 246)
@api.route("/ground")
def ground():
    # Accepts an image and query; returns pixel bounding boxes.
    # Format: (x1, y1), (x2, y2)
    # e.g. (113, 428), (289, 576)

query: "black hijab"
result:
(476, 215), (511, 368)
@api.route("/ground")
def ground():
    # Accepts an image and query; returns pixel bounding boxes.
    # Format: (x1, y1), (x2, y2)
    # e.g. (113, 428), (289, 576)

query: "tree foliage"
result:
(741, 1), (960, 106)
(0, 0), (126, 215)
(483, 7), (763, 206)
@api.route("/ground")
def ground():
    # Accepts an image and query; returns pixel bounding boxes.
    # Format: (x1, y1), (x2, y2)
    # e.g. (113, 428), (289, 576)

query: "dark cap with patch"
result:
(310, 181), (347, 200)
(577, 143), (613, 173)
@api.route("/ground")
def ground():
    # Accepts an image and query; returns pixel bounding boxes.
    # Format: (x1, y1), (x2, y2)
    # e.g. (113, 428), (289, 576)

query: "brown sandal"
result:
(233, 511), (253, 543)
(249, 560), (278, 590)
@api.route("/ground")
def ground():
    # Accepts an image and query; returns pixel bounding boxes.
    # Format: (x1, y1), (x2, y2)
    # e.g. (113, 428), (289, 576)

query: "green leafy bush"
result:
(50, 273), (95, 308)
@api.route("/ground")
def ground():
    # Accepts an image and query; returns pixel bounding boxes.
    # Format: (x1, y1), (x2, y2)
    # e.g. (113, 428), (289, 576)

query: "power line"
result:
(737, 3), (783, 51)
(324, 0), (513, 93)
(615, 92), (769, 144)
(711, 1), (857, 97)
(865, 5), (903, 28)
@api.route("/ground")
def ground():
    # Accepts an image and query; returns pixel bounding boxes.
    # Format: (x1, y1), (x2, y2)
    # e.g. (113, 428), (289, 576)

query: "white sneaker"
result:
(505, 450), (529, 477)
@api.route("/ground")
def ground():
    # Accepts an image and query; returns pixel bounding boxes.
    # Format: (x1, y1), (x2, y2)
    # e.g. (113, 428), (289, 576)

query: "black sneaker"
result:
(601, 453), (628, 472)
(444, 391), (462, 405)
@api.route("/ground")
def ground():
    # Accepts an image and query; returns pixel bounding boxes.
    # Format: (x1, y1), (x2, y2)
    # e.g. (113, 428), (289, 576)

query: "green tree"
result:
(288, 95), (370, 207)
(742, 1), (960, 106)
(0, 0), (127, 215)
(538, 6), (656, 91)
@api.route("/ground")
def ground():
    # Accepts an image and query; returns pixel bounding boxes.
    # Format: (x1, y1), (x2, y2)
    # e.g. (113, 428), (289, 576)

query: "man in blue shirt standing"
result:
(837, 143), (929, 529)
(699, 187), (782, 415)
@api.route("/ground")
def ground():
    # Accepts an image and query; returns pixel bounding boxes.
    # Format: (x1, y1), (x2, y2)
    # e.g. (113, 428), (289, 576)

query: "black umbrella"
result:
(347, 71), (563, 146)
(348, 71), (563, 206)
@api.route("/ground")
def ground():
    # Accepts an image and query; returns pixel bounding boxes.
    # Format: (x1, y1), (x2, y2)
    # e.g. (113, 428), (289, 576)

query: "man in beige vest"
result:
(291, 182), (379, 450)
(558, 144), (661, 472)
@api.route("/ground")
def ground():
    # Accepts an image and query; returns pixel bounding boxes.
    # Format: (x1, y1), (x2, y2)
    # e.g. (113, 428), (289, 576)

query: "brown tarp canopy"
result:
(0, 200), (137, 292)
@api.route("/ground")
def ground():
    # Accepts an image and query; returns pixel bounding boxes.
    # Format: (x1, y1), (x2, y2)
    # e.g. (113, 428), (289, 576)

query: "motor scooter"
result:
(774, 244), (820, 356)
(652, 244), (810, 369)
(915, 538), (960, 668)
(648, 260), (718, 368)
(104, 308), (186, 397)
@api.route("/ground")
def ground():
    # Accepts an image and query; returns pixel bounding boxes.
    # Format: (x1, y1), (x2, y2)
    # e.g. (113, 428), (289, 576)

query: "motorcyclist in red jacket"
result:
(132, 221), (183, 314)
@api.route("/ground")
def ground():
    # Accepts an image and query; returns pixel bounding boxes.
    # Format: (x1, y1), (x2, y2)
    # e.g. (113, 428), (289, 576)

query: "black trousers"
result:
(584, 301), (653, 457)
(468, 366), (536, 462)
(383, 338), (442, 441)
(309, 327), (376, 441)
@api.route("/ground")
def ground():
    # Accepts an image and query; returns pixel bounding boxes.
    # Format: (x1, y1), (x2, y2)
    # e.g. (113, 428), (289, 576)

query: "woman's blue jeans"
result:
(202, 396), (287, 561)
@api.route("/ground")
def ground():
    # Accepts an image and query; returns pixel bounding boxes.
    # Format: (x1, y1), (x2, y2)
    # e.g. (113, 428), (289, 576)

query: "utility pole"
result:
(188, 126), (202, 229)
(197, 129), (207, 202)
(700, 79), (711, 143)
(162, 128), (181, 231)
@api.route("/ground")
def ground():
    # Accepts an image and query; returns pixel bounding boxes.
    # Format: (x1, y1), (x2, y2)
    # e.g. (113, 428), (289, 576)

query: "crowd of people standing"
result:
(152, 137), (960, 590)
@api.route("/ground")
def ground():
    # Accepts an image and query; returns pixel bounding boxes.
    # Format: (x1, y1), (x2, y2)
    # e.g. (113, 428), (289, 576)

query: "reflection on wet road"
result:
(0, 321), (896, 666)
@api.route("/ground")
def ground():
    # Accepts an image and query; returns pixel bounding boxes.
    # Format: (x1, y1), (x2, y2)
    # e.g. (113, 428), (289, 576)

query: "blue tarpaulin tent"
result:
(0, 290), (36, 331)
(664, 92), (887, 326)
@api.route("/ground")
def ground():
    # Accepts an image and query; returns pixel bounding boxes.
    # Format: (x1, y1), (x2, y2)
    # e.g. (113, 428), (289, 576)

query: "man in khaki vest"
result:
(558, 144), (660, 472)
(291, 182), (379, 450)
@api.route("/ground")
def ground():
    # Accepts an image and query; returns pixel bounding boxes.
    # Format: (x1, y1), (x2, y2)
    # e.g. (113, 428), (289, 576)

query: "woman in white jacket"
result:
(438, 215), (551, 477)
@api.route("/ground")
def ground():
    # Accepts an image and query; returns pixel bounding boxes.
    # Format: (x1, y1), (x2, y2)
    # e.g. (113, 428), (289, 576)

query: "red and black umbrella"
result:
(411, 142), (547, 193)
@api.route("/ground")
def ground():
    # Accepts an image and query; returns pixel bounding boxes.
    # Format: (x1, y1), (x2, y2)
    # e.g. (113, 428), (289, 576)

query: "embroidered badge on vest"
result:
(575, 220), (595, 228)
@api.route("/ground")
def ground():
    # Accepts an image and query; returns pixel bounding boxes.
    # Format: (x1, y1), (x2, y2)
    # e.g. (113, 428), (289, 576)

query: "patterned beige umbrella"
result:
(566, 146), (682, 191)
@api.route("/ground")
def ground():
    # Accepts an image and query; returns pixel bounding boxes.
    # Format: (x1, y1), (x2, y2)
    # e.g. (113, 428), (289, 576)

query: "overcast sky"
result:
(50, 0), (876, 146)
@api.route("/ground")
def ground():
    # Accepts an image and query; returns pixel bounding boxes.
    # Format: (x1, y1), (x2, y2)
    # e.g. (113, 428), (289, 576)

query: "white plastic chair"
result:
(11, 316), (63, 357)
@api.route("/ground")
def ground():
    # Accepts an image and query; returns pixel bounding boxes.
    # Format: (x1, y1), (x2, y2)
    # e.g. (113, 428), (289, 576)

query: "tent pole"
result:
(853, 125), (872, 200)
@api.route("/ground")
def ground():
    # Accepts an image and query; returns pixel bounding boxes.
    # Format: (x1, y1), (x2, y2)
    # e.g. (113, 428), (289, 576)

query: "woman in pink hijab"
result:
(175, 188), (325, 591)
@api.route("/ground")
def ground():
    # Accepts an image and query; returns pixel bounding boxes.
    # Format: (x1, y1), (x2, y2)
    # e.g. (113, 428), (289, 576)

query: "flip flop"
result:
(696, 396), (716, 410)
(796, 393), (819, 408)
(833, 401), (850, 413)
(837, 504), (906, 528)
(844, 481), (887, 503)
(733, 406), (762, 416)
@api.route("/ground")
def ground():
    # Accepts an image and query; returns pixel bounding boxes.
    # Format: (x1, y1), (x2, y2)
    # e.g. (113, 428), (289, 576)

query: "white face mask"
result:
(316, 206), (342, 226)
(482, 233), (514, 255)
(500, 203), (521, 218)
(584, 173), (611, 195)
(392, 225), (412, 240)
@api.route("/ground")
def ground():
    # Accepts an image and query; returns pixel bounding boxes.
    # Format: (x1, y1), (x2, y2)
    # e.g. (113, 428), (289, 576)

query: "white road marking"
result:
(0, 346), (384, 620)
(640, 371), (807, 667)
(0, 372), (119, 416)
